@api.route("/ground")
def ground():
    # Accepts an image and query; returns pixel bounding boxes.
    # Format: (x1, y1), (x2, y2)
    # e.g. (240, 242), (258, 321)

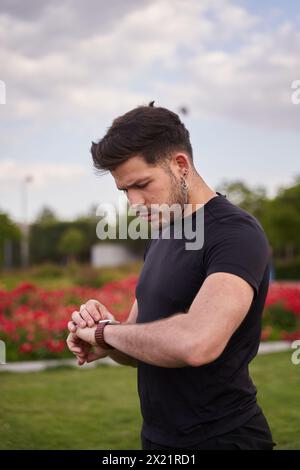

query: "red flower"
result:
(281, 330), (300, 341)
(19, 342), (34, 353)
(45, 339), (66, 353)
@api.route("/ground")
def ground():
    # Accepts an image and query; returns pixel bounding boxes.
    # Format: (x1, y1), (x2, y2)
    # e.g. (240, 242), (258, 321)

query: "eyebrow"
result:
(117, 178), (150, 191)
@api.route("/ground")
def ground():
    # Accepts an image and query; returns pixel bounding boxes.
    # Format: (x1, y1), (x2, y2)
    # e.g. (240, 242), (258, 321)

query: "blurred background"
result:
(0, 0), (300, 450)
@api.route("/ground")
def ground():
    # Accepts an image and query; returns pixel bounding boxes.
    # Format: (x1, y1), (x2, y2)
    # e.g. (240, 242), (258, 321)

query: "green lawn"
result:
(0, 351), (299, 450)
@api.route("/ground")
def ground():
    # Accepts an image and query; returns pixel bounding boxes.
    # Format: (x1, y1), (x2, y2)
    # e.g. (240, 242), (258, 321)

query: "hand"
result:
(68, 299), (115, 333)
(75, 325), (98, 346)
(66, 331), (108, 366)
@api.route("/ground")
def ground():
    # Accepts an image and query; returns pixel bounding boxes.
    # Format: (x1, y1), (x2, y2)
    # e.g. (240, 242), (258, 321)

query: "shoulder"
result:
(205, 197), (268, 245)
(203, 200), (271, 296)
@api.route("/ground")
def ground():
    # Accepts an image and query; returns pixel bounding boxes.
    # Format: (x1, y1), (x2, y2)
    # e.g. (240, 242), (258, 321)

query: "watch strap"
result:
(95, 320), (119, 349)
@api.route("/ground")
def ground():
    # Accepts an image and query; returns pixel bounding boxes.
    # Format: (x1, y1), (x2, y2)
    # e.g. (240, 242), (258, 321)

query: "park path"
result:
(0, 341), (293, 373)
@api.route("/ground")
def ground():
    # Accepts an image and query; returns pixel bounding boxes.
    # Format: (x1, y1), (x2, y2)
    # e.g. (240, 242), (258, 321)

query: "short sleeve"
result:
(204, 222), (270, 297)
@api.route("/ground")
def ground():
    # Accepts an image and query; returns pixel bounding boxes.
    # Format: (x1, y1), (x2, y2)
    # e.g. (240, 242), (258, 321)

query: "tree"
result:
(265, 180), (300, 260)
(35, 206), (57, 225)
(0, 212), (21, 268)
(216, 180), (267, 219)
(58, 227), (85, 264)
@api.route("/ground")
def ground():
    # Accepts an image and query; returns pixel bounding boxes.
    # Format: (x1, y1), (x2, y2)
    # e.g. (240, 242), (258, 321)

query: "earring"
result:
(180, 171), (189, 204)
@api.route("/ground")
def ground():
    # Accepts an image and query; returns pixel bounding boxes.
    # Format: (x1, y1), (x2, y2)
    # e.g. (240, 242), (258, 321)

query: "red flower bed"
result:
(0, 279), (299, 361)
(262, 282), (300, 341)
(0, 276), (137, 361)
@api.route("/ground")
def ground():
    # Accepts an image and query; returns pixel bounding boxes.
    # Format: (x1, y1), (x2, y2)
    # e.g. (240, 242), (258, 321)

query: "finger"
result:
(66, 333), (75, 349)
(66, 333), (83, 353)
(71, 341), (85, 354)
(105, 311), (115, 321)
(79, 307), (96, 327)
(68, 320), (77, 333)
(75, 349), (86, 358)
(71, 310), (87, 328)
(79, 303), (99, 327)
(67, 340), (83, 355)
(85, 300), (103, 323)
(77, 356), (86, 366)
(76, 347), (88, 365)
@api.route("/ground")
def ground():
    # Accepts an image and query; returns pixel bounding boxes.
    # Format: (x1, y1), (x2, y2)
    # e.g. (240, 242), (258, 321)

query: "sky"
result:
(0, 0), (299, 223)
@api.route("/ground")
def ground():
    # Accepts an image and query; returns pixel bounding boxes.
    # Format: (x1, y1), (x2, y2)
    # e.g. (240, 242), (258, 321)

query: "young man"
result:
(66, 102), (276, 450)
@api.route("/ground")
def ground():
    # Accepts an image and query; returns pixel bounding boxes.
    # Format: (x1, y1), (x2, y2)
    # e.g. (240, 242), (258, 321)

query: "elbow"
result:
(185, 340), (224, 368)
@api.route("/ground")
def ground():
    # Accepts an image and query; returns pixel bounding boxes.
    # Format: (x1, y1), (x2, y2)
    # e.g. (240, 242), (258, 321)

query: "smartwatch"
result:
(95, 319), (120, 349)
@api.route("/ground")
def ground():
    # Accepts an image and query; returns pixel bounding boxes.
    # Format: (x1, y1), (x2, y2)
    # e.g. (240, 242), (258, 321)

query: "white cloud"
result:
(1, 0), (299, 222)
(0, 0), (299, 129)
(0, 159), (87, 187)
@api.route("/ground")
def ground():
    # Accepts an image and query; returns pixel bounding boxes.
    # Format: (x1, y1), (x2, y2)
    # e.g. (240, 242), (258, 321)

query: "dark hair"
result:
(91, 101), (193, 174)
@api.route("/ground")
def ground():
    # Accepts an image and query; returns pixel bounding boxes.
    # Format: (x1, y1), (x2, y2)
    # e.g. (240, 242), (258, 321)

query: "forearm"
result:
(106, 349), (137, 368)
(106, 319), (138, 367)
(104, 312), (195, 368)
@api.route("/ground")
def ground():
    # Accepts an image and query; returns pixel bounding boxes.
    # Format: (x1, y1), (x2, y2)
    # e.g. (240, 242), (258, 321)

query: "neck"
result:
(183, 174), (217, 217)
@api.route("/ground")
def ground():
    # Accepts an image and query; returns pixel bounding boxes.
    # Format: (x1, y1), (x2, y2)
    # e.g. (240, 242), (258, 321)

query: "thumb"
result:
(105, 311), (116, 321)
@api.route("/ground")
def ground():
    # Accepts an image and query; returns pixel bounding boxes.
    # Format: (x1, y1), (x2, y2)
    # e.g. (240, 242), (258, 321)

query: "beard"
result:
(167, 170), (187, 208)
(152, 167), (188, 229)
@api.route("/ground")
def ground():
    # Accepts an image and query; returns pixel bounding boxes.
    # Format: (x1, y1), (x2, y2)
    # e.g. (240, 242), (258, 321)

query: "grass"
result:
(0, 364), (142, 450)
(0, 351), (299, 450)
(249, 351), (300, 450)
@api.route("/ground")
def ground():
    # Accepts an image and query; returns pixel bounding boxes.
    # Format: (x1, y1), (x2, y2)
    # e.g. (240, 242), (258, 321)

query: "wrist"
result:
(103, 322), (122, 349)
(94, 319), (120, 349)
(103, 324), (114, 348)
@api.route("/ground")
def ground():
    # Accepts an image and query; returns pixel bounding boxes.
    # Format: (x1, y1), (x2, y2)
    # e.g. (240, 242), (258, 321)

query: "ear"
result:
(173, 153), (190, 176)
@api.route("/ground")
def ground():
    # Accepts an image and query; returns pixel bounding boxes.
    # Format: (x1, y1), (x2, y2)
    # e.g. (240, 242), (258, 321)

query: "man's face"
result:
(111, 155), (186, 228)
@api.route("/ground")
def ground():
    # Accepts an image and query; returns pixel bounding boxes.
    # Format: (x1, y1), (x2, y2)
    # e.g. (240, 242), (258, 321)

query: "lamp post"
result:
(20, 175), (33, 268)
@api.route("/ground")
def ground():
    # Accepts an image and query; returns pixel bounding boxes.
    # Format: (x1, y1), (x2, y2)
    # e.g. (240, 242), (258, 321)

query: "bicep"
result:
(187, 272), (254, 364)
(204, 224), (270, 299)
(125, 298), (138, 324)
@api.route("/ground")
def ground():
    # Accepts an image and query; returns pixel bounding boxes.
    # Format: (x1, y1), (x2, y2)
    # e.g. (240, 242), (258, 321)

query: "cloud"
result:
(0, 0), (299, 130)
(0, 158), (87, 187)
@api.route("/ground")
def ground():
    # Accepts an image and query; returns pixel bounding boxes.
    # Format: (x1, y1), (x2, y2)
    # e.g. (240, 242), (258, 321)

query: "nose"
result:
(127, 189), (146, 213)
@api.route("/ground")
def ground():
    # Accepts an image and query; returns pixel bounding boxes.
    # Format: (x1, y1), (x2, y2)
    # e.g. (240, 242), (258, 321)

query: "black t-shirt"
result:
(135, 192), (271, 447)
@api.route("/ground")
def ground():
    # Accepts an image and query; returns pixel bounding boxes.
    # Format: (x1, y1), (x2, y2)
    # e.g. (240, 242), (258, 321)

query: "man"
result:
(66, 101), (275, 450)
